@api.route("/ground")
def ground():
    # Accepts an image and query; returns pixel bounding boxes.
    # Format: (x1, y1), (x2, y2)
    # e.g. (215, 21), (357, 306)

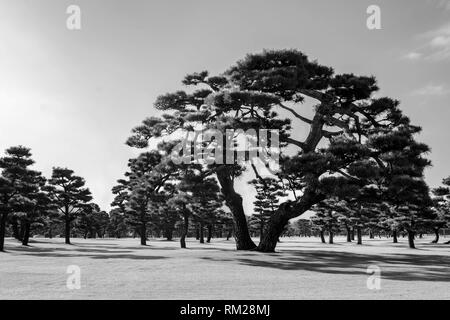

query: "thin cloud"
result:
(412, 84), (450, 96)
(434, 0), (450, 10)
(405, 22), (450, 62)
(403, 52), (423, 61)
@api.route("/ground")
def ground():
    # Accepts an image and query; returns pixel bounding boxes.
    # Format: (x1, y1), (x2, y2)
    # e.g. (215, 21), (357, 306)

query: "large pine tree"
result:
(126, 49), (430, 252)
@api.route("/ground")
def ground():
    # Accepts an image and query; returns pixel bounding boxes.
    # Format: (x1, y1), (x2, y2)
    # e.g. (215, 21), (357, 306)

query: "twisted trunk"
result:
(257, 188), (325, 252)
(216, 169), (256, 250)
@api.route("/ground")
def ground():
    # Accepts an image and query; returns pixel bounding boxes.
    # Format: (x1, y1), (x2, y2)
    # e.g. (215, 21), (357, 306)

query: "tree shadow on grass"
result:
(5, 245), (169, 260)
(200, 250), (450, 282)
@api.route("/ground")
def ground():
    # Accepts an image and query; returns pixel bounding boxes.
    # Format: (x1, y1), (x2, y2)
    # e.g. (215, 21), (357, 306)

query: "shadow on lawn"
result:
(5, 245), (170, 260)
(201, 250), (450, 282)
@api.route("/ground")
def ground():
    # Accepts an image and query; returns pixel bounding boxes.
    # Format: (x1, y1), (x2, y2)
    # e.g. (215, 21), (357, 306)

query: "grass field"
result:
(0, 236), (449, 300)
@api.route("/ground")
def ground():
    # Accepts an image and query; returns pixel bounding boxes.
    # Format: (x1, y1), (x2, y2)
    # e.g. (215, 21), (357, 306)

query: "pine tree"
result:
(126, 49), (429, 252)
(0, 146), (36, 251)
(249, 177), (286, 242)
(47, 167), (92, 244)
(15, 171), (53, 246)
(311, 198), (341, 244)
(430, 177), (450, 243)
(107, 208), (129, 238)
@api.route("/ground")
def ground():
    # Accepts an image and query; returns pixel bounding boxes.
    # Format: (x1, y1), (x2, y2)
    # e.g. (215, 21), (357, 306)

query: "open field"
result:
(0, 236), (449, 300)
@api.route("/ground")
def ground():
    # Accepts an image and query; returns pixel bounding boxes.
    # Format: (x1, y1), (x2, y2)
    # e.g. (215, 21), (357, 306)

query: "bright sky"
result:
(1, 0), (449, 215)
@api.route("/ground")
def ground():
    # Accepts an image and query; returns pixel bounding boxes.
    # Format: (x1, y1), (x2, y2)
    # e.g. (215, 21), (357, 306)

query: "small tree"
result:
(47, 167), (92, 244)
(431, 177), (450, 243)
(107, 208), (129, 238)
(311, 198), (341, 244)
(249, 177), (286, 242)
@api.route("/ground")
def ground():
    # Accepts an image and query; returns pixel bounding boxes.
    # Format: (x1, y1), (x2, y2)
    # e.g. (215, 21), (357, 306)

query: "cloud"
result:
(404, 22), (450, 62)
(403, 52), (423, 60)
(434, 0), (450, 11)
(412, 84), (450, 96)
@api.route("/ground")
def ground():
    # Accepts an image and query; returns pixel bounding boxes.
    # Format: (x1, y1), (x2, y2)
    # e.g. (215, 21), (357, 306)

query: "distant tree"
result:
(47, 167), (92, 244)
(167, 192), (192, 248)
(189, 177), (223, 244)
(295, 219), (313, 237)
(249, 177), (286, 242)
(107, 208), (129, 238)
(118, 148), (178, 245)
(431, 177), (450, 243)
(76, 203), (109, 239)
(0, 146), (36, 251)
(311, 198), (341, 244)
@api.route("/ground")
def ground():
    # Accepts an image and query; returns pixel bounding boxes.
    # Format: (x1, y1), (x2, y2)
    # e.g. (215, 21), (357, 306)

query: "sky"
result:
(0, 0), (450, 215)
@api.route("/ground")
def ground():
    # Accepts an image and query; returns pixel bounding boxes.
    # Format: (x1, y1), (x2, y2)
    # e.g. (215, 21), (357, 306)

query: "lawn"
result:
(0, 236), (449, 299)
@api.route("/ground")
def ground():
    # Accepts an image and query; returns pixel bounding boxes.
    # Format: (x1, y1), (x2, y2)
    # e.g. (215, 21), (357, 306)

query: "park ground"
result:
(0, 236), (449, 300)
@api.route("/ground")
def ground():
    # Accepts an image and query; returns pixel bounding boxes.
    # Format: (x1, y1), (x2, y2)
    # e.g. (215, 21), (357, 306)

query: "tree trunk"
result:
(351, 229), (355, 240)
(48, 227), (53, 239)
(356, 227), (362, 245)
(0, 213), (7, 251)
(328, 230), (333, 244)
(257, 208), (291, 252)
(259, 221), (264, 243)
(320, 230), (325, 243)
(12, 217), (22, 241)
(392, 230), (398, 243)
(257, 188), (325, 252)
(164, 227), (173, 241)
(408, 230), (415, 249)
(432, 228), (439, 244)
(65, 216), (71, 245)
(21, 222), (31, 246)
(180, 212), (189, 249)
(206, 225), (212, 243)
(346, 226), (352, 242)
(216, 169), (256, 250)
(140, 223), (146, 246)
(199, 223), (204, 244)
